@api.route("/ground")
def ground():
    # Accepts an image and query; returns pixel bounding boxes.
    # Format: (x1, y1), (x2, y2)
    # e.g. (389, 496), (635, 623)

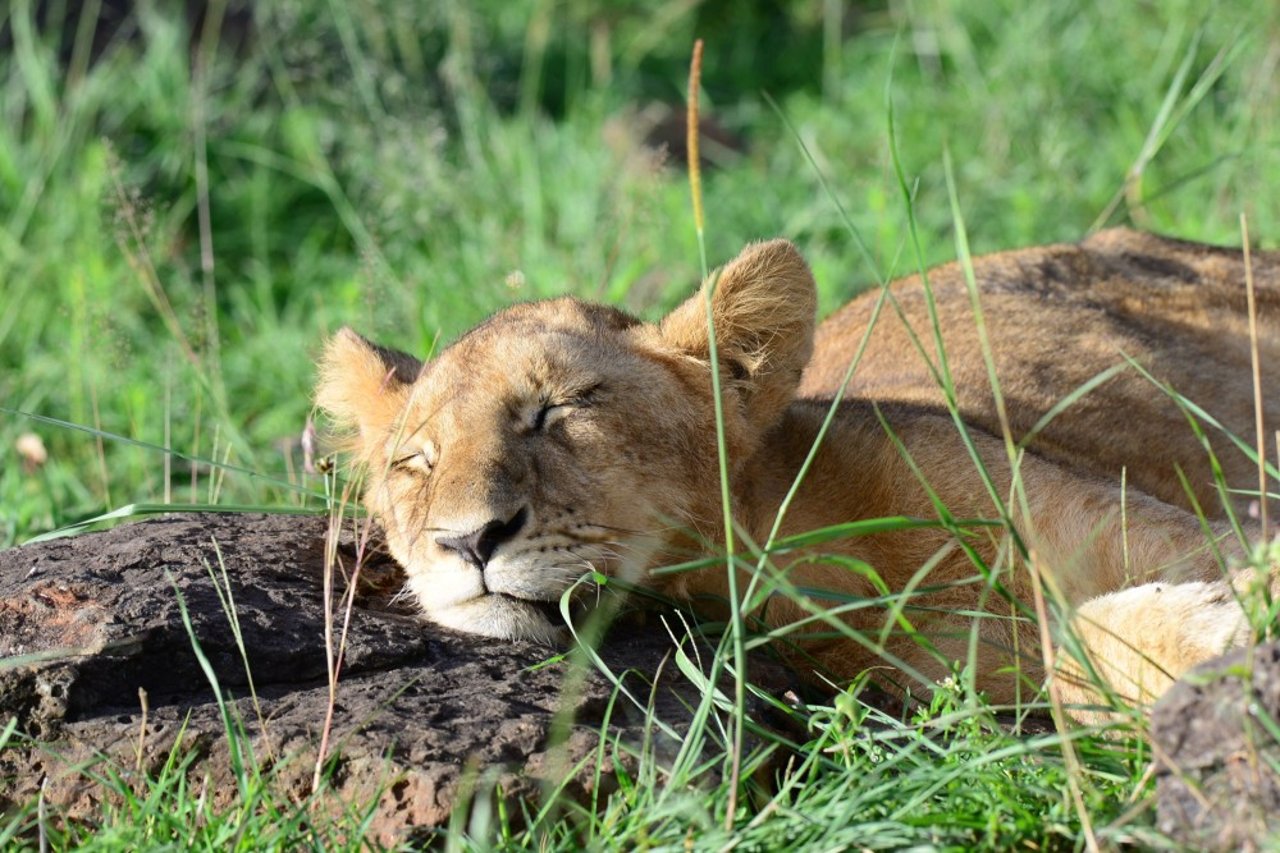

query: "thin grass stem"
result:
(1242, 214), (1268, 543)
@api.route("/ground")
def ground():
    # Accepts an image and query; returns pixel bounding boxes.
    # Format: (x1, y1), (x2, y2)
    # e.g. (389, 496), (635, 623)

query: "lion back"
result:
(800, 228), (1280, 516)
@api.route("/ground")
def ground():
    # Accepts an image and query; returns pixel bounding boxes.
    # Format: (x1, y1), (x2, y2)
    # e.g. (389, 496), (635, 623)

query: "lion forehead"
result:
(454, 297), (640, 351)
(418, 300), (648, 403)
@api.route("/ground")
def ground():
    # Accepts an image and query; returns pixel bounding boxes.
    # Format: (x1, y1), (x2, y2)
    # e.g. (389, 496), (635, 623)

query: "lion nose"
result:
(436, 508), (528, 569)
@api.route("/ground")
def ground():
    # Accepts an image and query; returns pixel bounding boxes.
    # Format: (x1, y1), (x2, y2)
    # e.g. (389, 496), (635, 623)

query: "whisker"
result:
(576, 518), (694, 537)
(576, 521), (650, 535)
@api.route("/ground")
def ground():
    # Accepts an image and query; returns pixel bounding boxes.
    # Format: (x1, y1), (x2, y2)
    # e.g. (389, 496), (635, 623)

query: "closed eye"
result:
(532, 401), (566, 431)
(532, 384), (601, 432)
(391, 448), (434, 472)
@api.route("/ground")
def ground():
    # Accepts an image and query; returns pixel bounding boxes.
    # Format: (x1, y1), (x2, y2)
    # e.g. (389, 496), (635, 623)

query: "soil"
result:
(1151, 641), (1280, 851)
(0, 513), (800, 845)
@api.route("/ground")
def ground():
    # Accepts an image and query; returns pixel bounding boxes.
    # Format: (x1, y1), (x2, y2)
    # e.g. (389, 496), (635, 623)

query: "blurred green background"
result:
(2, 0), (1277, 545)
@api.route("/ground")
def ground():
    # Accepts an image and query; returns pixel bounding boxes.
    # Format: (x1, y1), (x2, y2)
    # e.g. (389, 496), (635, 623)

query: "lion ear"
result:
(314, 328), (423, 442)
(660, 239), (817, 432)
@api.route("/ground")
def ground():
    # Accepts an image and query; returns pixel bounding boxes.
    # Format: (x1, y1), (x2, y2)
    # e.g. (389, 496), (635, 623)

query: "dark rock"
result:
(1151, 642), (1280, 851)
(0, 513), (797, 844)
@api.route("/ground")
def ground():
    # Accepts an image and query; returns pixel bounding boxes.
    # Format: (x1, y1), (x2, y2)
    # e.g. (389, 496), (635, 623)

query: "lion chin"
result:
(418, 594), (566, 646)
(317, 228), (1280, 722)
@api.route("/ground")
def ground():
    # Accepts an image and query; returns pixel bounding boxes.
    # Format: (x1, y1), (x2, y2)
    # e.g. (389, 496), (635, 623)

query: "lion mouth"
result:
(526, 596), (566, 623)
(495, 592), (567, 622)
(498, 592), (592, 628)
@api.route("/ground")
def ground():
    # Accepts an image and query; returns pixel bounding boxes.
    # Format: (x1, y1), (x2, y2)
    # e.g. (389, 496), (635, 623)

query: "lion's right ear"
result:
(314, 328), (423, 442)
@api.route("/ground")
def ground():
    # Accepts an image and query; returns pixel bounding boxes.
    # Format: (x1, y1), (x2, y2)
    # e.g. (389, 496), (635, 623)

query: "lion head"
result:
(316, 240), (816, 642)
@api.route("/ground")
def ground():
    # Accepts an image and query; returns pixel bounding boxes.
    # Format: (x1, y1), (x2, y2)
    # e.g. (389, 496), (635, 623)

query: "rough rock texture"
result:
(0, 513), (797, 844)
(1151, 642), (1280, 851)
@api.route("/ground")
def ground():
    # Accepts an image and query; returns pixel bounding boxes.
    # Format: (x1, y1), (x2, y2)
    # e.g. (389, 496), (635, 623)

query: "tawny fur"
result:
(315, 230), (1278, 719)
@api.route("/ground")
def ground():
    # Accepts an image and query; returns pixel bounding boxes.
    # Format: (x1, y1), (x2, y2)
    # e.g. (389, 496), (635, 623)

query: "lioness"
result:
(316, 228), (1278, 717)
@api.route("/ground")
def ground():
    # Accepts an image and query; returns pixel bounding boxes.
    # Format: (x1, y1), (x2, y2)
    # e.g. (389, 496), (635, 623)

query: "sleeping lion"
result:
(316, 228), (1278, 719)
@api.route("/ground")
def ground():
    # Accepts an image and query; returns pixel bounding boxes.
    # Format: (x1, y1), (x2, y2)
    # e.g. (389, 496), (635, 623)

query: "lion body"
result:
(317, 229), (1278, 717)
(803, 229), (1280, 516)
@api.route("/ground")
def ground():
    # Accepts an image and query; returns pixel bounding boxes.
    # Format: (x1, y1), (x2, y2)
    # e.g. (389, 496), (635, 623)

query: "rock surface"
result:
(0, 513), (796, 844)
(1151, 641), (1280, 851)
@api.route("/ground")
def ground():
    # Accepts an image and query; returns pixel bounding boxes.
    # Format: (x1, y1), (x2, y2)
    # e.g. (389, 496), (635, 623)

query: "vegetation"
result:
(2, 0), (1278, 848)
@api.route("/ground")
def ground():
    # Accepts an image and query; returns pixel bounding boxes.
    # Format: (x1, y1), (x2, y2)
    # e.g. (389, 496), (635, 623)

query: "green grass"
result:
(2, 0), (1279, 848)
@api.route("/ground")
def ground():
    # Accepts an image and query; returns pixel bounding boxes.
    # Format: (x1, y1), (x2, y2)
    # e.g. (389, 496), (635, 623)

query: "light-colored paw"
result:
(1055, 579), (1249, 725)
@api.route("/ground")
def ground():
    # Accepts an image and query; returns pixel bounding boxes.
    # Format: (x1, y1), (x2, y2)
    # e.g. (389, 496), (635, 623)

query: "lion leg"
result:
(1055, 579), (1252, 724)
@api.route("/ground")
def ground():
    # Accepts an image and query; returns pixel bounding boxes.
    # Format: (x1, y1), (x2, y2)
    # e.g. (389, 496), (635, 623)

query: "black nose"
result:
(436, 508), (528, 569)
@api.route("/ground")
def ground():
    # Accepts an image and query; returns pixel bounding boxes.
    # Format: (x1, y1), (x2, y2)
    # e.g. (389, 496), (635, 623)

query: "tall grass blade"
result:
(23, 502), (322, 545)
(0, 407), (319, 498)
